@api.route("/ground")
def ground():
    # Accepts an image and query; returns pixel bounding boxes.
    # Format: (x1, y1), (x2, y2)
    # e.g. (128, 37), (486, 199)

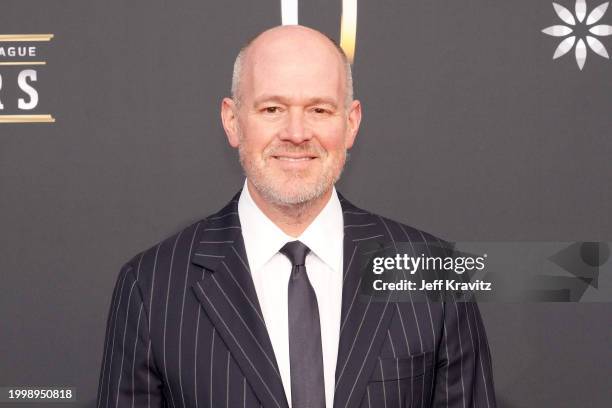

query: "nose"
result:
(280, 108), (312, 144)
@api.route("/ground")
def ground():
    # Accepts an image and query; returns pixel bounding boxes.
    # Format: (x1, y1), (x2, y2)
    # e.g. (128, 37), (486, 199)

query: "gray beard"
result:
(238, 146), (347, 207)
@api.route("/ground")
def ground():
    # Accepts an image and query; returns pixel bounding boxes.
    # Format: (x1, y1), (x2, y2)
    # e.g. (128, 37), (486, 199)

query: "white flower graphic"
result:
(542, 0), (612, 69)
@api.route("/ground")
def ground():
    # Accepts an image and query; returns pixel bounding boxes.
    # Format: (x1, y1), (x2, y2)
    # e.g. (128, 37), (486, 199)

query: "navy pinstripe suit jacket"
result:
(96, 191), (496, 408)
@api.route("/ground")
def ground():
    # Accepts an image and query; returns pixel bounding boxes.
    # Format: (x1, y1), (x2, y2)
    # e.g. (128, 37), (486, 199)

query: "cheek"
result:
(240, 135), (269, 155)
(319, 134), (348, 155)
(241, 122), (278, 153)
(315, 121), (349, 149)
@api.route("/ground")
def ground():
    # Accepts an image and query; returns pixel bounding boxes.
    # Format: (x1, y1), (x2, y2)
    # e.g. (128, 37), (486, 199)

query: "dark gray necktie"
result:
(279, 241), (326, 408)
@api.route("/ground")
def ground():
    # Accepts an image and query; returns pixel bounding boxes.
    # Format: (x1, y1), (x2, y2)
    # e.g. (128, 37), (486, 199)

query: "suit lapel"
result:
(333, 194), (396, 408)
(190, 192), (289, 408)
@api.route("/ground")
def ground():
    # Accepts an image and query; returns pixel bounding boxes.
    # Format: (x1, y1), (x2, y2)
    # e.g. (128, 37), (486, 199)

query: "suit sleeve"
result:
(96, 262), (165, 408)
(432, 300), (497, 408)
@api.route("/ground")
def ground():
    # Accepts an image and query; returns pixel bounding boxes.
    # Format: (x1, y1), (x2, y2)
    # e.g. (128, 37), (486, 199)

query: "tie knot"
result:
(279, 241), (310, 266)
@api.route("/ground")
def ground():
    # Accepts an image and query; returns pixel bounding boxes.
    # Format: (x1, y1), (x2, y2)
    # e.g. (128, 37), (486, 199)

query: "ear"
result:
(221, 97), (240, 148)
(345, 99), (362, 149)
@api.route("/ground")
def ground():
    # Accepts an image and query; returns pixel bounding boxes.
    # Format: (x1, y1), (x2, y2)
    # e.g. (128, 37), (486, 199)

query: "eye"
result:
(262, 106), (281, 114)
(313, 107), (330, 114)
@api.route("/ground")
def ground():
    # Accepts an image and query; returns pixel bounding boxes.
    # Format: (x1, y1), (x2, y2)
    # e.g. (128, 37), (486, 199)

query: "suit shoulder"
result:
(377, 214), (455, 259)
(345, 202), (454, 255)
(382, 214), (452, 248)
(118, 218), (208, 283)
(116, 192), (241, 284)
(339, 193), (449, 244)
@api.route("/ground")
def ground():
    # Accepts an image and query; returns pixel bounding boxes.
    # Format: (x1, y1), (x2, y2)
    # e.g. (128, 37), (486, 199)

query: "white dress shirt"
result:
(238, 179), (344, 408)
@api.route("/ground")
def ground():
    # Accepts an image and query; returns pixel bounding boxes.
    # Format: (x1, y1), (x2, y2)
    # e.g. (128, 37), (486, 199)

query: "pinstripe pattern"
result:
(96, 190), (496, 407)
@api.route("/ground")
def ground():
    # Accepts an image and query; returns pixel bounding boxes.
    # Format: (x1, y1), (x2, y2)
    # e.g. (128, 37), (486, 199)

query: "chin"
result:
(268, 187), (323, 206)
(258, 178), (331, 206)
(244, 159), (342, 206)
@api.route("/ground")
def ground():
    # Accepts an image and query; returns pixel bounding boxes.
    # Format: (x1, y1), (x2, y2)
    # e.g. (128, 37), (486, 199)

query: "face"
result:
(222, 30), (361, 206)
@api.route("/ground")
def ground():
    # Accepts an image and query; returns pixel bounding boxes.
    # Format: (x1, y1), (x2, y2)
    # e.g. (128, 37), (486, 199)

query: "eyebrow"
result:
(252, 95), (338, 108)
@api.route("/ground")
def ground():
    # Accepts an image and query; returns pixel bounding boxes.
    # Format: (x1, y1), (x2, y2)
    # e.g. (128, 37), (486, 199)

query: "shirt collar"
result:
(238, 179), (344, 274)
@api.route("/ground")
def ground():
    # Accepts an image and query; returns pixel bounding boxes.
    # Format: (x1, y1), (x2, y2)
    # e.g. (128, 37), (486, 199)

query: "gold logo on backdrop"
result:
(339, 0), (357, 63)
(0, 34), (55, 123)
(280, 0), (358, 63)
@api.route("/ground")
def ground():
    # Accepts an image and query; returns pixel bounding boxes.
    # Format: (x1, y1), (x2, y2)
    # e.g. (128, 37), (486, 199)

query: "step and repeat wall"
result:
(1, 1), (611, 406)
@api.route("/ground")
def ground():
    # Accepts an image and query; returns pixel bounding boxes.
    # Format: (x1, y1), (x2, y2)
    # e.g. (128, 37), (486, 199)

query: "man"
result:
(96, 25), (496, 408)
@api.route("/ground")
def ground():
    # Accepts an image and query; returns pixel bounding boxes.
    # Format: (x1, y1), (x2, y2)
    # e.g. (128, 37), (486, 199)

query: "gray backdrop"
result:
(1, 0), (611, 407)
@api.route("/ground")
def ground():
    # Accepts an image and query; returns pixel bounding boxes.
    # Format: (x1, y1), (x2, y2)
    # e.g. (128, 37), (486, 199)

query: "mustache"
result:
(264, 142), (325, 157)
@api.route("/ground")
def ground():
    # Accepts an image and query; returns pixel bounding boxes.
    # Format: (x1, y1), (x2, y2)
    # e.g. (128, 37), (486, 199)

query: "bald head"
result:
(231, 25), (353, 110)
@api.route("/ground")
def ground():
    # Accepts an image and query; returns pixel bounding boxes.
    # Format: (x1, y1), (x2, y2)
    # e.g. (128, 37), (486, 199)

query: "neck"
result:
(246, 180), (332, 238)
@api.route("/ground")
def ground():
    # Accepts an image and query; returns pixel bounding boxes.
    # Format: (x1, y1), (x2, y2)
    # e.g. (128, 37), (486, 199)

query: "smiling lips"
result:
(273, 155), (317, 161)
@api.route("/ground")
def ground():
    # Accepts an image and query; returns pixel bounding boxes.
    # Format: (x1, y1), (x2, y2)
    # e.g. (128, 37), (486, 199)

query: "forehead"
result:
(242, 35), (345, 103)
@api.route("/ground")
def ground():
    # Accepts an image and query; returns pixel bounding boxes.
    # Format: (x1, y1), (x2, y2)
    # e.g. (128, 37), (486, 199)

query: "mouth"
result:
(272, 155), (318, 162)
